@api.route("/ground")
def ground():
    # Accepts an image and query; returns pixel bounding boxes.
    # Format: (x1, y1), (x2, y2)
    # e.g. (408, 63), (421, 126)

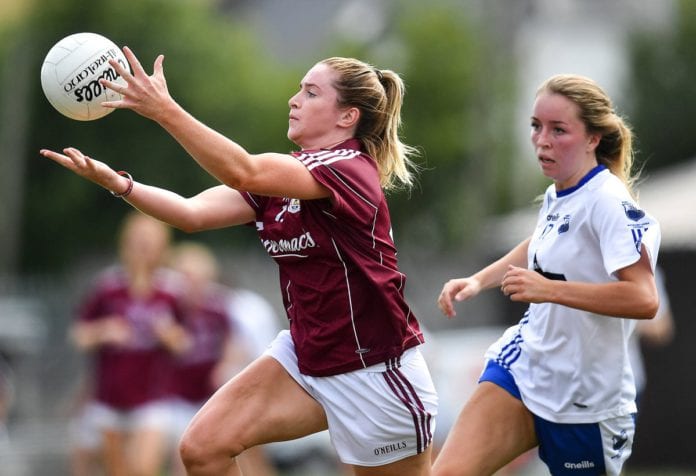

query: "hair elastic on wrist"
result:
(110, 171), (134, 198)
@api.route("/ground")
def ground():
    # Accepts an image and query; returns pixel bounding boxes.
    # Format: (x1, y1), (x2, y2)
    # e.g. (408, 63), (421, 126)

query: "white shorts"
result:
(265, 330), (437, 466)
(167, 398), (204, 443)
(79, 399), (173, 435)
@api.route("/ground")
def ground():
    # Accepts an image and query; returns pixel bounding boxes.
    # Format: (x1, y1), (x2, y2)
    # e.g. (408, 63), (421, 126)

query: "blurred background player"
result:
(167, 241), (277, 475)
(68, 211), (188, 476)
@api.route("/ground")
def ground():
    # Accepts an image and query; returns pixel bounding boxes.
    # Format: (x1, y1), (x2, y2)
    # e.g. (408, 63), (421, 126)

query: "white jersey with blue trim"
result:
(484, 166), (661, 423)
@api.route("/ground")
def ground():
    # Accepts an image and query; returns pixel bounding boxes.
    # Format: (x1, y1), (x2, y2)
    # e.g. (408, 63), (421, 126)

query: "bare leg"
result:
(179, 356), (328, 475)
(432, 382), (537, 476)
(236, 446), (278, 476)
(130, 427), (169, 476)
(101, 429), (130, 476)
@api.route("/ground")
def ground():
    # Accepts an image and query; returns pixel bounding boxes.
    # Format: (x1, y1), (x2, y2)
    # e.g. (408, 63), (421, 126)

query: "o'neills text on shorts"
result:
(374, 441), (407, 456)
(564, 460), (596, 469)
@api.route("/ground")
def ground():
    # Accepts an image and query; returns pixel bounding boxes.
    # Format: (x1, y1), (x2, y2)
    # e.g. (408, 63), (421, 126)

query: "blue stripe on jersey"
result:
(495, 312), (529, 369)
(556, 164), (606, 197)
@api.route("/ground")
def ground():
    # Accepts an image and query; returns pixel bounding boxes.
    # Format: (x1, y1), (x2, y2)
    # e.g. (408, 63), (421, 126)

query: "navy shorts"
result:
(479, 360), (635, 476)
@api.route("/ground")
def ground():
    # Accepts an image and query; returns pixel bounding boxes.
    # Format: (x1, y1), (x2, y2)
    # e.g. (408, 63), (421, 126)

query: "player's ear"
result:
(339, 107), (360, 129)
(587, 132), (601, 152)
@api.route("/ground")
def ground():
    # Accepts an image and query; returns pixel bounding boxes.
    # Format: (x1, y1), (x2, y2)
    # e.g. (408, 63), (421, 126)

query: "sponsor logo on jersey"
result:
(262, 231), (317, 255)
(373, 441), (407, 456)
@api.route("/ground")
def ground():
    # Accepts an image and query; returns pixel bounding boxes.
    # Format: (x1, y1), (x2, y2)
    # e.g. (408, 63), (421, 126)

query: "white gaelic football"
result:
(40, 32), (129, 121)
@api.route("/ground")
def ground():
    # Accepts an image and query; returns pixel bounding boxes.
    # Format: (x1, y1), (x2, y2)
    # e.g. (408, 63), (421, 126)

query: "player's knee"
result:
(179, 425), (245, 470)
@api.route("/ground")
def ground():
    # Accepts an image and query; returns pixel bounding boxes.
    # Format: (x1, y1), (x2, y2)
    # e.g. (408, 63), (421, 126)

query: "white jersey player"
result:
(435, 74), (661, 476)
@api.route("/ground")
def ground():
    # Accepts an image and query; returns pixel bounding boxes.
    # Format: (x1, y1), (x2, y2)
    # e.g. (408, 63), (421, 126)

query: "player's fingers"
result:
(438, 300), (454, 318)
(100, 78), (126, 95)
(438, 287), (456, 317)
(39, 148), (68, 164)
(63, 147), (88, 167)
(153, 54), (165, 77)
(40, 148), (83, 172)
(454, 288), (471, 302)
(122, 46), (147, 77)
(107, 56), (134, 84)
(100, 100), (121, 109)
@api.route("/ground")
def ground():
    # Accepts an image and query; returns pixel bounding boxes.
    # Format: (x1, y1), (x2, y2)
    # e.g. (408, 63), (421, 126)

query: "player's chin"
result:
(287, 127), (300, 143)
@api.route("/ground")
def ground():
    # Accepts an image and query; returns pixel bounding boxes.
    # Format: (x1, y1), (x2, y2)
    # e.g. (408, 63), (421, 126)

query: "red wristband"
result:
(110, 171), (134, 198)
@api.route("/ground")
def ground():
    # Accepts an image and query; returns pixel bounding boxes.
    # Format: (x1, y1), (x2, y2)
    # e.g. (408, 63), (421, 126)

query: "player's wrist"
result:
(110, 171), (134, 198)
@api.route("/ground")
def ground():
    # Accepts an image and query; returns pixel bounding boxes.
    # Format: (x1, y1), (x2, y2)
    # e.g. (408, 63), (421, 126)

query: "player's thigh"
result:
(183, 355), (328, 452)
(433, 381), (537, 476)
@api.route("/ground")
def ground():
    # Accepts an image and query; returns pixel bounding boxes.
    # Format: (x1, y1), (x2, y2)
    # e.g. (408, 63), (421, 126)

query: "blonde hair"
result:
(537, 74), (638, 195)
(319, 57), (418, 191)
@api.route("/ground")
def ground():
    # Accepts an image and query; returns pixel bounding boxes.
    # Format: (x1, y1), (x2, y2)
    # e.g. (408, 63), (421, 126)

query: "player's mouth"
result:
(538, 154), (555, 164)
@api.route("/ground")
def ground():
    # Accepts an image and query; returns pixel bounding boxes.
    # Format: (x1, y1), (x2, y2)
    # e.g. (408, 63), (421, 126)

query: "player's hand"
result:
(39, 147), (129, 195)
(500, 265), (549, 303)
(100, 46), (173, 122)
(99, 316), (133, 346)
(438, 277), (481, 318)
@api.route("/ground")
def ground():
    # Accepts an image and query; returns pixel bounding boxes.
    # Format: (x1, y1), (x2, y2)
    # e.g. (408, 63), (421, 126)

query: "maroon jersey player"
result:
(244, 139), (423, 377)
(70, 212), (188, 476)
(42, 52), (437, 476)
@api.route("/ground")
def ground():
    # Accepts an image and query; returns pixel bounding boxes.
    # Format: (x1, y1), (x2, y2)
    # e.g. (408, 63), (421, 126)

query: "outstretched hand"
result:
(100, 46), (173, 122)
(438, 277), (482, 318)
(39, 147), (126, 195)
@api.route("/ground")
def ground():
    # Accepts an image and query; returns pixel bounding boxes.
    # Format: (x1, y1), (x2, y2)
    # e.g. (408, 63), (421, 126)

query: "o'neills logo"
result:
(262, 231), (316, 254)
(564, 460), (595, 469)
(374, 441), (407, 456)
(63, 49), (126, 102)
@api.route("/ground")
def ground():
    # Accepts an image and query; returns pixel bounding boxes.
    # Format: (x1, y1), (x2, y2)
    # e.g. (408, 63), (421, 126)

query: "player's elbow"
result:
(635, 293), (660, 320)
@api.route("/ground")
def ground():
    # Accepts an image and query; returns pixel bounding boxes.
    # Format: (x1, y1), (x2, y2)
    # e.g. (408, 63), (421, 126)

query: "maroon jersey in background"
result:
(169, 283), (232, 403)
(78, 267), (183, 409)
(243, 139), (424, 376)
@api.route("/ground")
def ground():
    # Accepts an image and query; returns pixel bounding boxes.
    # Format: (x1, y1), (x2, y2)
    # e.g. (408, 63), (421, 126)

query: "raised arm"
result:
(99, 47), (329, 200)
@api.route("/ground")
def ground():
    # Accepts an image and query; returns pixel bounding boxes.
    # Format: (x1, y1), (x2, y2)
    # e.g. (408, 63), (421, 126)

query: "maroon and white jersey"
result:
(242, 139), (424, 376)
(78, 267), (183, 409)
(170, 284), (232, 403)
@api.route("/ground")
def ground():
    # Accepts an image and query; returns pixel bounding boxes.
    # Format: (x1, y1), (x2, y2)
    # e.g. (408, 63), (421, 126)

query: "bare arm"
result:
(70, 317), (132, 351)
(39, 147), (255, 232)
(500, 245), (658, 319)
(101, 47), (329, 200)
(438, 238), (530, 318)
